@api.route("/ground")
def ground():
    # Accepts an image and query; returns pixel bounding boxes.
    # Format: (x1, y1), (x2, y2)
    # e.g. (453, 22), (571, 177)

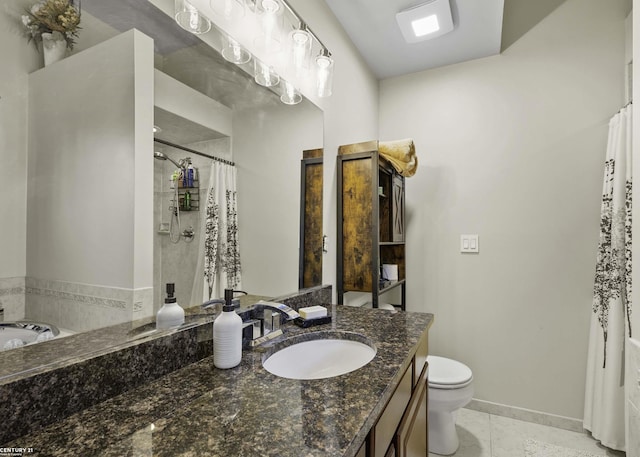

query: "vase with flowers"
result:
(22, 0), (81, 66)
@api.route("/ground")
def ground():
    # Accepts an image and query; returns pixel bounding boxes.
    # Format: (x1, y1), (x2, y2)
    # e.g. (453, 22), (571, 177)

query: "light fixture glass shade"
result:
(175, 0), (212, 34)
(316, 53), (334, 98)
(254, 60), (280, 87)
(210, 0), (246, 22)
(289, 28), (312, 75)
(222, 35), (251, 64)
(280, 80), (302, 105)
(254, 0), (283, 53)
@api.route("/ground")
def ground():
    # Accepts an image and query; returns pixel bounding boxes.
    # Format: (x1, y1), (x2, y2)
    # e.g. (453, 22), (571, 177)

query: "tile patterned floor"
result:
(429, 408), (626, 457)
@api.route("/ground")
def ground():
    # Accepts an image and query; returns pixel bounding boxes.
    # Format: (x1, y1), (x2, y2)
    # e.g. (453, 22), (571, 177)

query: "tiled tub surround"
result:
(0, 286), (330, 443)
(0, 277), (26, 321)
(4, 305), (433, 456)
(25, 277), (154, 333)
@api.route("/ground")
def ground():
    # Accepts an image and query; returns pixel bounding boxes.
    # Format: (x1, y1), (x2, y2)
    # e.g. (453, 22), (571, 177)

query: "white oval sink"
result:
(263, 337), (376, 380)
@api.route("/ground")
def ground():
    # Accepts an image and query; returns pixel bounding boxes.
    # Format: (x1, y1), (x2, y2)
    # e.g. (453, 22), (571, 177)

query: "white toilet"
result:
(427, 355), (474, 455)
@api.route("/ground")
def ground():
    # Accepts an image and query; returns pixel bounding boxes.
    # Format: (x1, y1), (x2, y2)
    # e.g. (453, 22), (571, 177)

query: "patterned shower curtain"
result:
(584, 104), (632, 451)
(190, 161), (241, 304)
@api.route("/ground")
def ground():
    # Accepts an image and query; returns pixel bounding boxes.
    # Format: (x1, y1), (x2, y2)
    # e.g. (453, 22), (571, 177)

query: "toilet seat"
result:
(428, 355), (473, 390)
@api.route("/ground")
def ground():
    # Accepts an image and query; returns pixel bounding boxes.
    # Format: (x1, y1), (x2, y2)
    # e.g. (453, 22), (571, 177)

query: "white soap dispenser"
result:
(156, 283), (185, 329)
(213, 289), (243, 369)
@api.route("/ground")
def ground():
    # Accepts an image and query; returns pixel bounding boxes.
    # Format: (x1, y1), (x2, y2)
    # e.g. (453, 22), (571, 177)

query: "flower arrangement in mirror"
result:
(22, 0), (81, 65)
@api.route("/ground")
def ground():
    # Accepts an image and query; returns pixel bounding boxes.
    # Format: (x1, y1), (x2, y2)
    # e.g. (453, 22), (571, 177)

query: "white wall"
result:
(0, 0), (40, 278)
(630, 2), (640, 455)
(234, 97), (322, 296)
(379, 0), (628, 420)
(27, 30), (154, 289)
(0, 3), (119, 281)
(287, 0), (380, 299)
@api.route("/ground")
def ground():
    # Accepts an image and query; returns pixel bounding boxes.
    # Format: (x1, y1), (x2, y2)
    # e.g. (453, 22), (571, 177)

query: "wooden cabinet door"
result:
(299, 152), (323, 289)
(392, 174), (405, 242)
(396, 362), (428, 457)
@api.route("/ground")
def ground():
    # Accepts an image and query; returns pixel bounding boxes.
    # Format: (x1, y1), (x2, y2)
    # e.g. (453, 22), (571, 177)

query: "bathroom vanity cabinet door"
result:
(373, 365), (413, 457)
(396, 362), (428, 457)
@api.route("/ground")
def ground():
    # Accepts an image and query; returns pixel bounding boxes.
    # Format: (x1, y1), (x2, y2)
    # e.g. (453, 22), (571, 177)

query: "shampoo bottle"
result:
(156, 283), (185, 329)
(213, 289), (242, 369)
(187, 162), (195, 187)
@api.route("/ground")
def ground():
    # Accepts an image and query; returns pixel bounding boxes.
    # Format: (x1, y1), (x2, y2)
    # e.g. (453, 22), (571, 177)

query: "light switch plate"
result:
(460, 234), (479, 253)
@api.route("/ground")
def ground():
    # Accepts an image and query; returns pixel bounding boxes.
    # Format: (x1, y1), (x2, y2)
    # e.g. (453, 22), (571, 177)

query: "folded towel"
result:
(378, 138), (418, 177)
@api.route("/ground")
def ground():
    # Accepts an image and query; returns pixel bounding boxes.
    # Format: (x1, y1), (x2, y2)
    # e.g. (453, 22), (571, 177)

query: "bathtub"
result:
(0, 321), (61, 351)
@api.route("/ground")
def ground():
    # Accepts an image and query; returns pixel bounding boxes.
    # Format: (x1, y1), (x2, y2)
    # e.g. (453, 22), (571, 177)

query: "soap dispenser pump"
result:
(213, 289), (243, 369)
(156, 283), (185, 329)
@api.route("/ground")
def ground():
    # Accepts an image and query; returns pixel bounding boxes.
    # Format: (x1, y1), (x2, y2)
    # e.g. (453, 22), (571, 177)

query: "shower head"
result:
(154, 151), (183, 169)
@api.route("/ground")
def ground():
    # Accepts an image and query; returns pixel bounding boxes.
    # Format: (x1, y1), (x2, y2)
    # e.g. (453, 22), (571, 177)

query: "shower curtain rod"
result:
(154, 138), (235, 167)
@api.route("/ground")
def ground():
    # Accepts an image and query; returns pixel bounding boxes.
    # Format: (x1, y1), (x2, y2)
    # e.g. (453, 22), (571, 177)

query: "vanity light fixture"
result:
(255, 0), (284, 53)
(174, 0), (212, 34)
(222, 35), (251, 64)
(210, 0), (246, 22)
(396, 0), (454, 43)
(254, 59), (280, 87)
(199, 0), (335, 104)
(315, 49), (334, 98)
(280, 80), (302, 105)
(289, 23), (312, 75)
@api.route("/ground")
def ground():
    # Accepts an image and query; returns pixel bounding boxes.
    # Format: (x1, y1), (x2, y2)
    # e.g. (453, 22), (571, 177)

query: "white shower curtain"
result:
(190, 161), (242, 304)
(584, 104), (632, 451)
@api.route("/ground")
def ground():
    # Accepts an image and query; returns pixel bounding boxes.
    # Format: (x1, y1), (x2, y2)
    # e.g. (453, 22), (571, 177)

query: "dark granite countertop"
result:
(7, 305), (433, 457)
(0, 294), (269, 384)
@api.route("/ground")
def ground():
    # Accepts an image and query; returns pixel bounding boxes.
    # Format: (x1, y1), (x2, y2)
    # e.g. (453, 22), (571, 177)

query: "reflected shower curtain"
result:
(584, 104), (632, 451)
(190, 161), (241, 304)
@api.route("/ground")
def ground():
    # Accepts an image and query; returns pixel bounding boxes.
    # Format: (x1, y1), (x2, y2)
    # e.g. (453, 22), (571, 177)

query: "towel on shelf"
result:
(378, 138), (418, 177)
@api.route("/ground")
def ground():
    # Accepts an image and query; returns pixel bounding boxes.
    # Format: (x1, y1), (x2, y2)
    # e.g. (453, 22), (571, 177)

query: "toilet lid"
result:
(427, 355), (473, 387)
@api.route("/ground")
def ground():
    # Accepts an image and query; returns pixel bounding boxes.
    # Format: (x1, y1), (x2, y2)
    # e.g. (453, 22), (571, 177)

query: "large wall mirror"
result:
(0, 0), (323, 379)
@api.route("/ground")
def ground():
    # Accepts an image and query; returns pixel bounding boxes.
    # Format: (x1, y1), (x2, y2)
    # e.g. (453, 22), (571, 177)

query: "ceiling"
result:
(324, 0), (566, 80)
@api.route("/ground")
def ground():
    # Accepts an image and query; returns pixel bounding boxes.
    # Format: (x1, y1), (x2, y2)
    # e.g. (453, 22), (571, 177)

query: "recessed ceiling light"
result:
(396, 0), (454, 44)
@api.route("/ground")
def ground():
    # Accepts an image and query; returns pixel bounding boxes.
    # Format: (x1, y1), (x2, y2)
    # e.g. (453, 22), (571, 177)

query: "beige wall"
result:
(379, 0), (628, 419)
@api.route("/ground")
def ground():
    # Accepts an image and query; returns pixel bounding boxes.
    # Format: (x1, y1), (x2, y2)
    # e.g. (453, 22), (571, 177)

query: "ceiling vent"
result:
(396, 0), (454, 43)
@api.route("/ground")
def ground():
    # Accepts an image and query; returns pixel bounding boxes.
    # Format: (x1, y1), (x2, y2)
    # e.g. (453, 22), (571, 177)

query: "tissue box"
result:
(382, 264), (399, 280)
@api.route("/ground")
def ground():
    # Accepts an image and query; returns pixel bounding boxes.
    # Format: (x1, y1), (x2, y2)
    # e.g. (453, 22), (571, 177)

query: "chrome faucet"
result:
(242, 301), (299, 348)
(251, 300), (300, 321)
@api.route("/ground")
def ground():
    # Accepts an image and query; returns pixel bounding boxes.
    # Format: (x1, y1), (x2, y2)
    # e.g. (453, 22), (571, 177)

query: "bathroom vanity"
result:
(2, 301), (432, 457)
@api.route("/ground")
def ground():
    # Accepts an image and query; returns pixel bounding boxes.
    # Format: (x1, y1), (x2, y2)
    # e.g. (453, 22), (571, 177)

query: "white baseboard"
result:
(466, 398), (584, 433)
